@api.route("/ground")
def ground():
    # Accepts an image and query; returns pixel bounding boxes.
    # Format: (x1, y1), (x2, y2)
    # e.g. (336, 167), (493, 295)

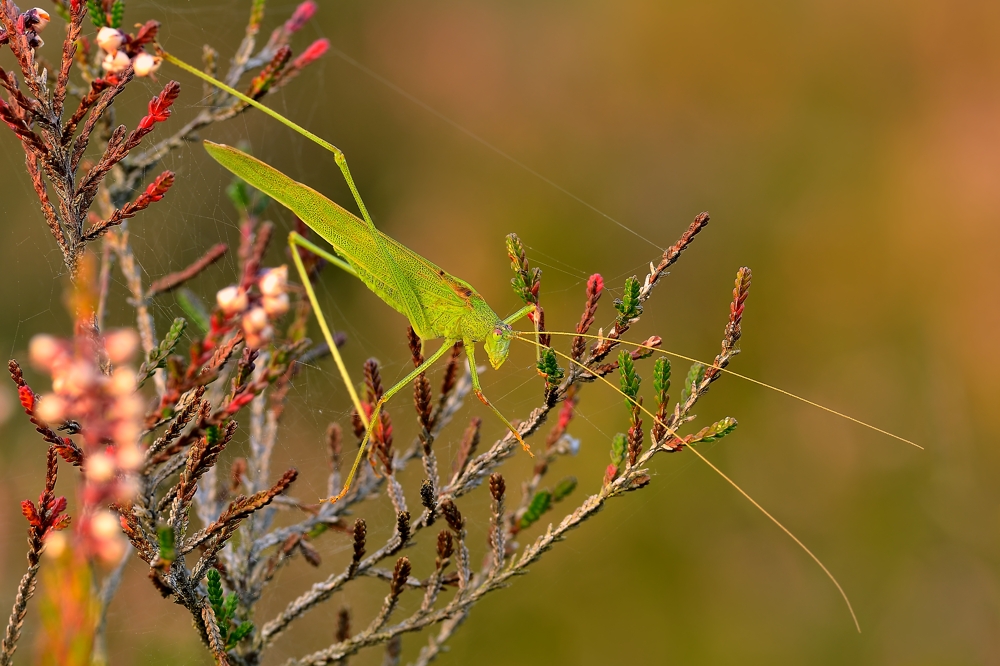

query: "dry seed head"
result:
(436, 530), (453, 560)
(390, 557), (411, 598)
(440, 499), (464, 533)
(396, 511), (411, 545)
(489, 473), (506, 502)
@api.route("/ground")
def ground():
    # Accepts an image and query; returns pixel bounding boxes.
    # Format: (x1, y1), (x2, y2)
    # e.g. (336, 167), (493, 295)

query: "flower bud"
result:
(29, 334), (65, 370)
(102, 49), (130, 73)
(262, 293), (290, 317)
(216, 285), (249, 315)
(133, 52), (162, 77)
(96, 26), (125, 54)
(86, 451), (117, 483)
(259, 265), (288, 296)
(34, 394), (67, 424)
(105, 329), (140, 364)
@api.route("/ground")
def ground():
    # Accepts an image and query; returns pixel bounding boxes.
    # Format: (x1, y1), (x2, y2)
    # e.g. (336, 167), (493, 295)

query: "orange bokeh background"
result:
(1, 1), (998, 663)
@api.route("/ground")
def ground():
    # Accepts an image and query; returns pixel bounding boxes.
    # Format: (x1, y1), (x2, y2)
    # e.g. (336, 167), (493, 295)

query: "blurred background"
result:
(2, 0), (999, 663)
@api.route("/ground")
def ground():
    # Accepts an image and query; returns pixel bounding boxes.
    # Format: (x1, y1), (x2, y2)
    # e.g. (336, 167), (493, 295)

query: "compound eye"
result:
(494, 327), (504, 336)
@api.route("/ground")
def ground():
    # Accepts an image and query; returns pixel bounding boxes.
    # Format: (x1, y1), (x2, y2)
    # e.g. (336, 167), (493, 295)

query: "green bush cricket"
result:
(159, 47), (921, 630)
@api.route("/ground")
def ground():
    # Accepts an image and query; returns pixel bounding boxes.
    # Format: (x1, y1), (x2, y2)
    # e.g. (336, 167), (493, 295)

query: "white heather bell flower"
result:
(216, 286), (249, 316)
(133, 52), (162, 77)
(262, 293), (290, 317)
(259, 265), (288, 297)
(96, 26), (125, 54)
(102, 50), (130, 74)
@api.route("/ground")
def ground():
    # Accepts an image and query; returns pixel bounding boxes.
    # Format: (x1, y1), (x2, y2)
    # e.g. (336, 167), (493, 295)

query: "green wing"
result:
(204, 141), (470, 339)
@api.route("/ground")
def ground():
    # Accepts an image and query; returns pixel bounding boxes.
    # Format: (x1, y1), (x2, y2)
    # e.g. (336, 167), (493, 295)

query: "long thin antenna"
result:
(538, 331), (921, 450)
(514, 334), (861, 632)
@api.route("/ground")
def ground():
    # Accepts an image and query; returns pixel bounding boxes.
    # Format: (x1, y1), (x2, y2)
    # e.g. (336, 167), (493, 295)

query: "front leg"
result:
(465, 340), (533, 456)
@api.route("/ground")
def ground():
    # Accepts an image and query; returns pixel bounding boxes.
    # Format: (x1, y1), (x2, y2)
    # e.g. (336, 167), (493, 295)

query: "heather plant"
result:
(0, 2), (835, 665)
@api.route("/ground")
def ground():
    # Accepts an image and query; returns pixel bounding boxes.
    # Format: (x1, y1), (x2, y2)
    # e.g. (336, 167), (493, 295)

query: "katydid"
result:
(160, 48), (919, 629)
(203, 139), (536, 506)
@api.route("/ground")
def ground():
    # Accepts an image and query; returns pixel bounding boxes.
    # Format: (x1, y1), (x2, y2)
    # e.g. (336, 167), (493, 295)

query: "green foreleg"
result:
(465, 340), (533, 456)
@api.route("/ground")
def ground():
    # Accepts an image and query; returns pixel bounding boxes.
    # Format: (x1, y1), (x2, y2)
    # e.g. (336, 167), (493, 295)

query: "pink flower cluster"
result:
(29, 328), (145, 562)
(216, 265), (291, 348)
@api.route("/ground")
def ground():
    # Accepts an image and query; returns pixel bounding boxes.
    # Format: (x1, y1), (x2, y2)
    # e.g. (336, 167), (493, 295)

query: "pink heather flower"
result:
(27, 327), (145, 530)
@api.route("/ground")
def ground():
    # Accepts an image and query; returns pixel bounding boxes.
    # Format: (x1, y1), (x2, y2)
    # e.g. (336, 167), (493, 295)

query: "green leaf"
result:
(222, 592), (238, 625)
(206, 569), (225, 622)
(691, 417), (738, 444)
(519, 490), (552, 529)
(536, 347), (564, 388)
(610, 433), (627, 467)
(226, 620), (254, 649)
(553, 476), (577, 502)
(613, 276), (643, 328)
(109, 0), (125, 28)
(86, 0), (106, 27)
(176, 289), (210, 334)
(157, 526), (175, 564)
(681, 362), (706, 404)
(618, 350), (640, 404)
(653, 357), (671, 406)
(136, 317), (187, 387)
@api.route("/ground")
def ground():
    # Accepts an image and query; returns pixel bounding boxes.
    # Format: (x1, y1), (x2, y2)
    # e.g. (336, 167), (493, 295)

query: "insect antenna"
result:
(535, 330), (921, 450)
(512, 333), (861, 632)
